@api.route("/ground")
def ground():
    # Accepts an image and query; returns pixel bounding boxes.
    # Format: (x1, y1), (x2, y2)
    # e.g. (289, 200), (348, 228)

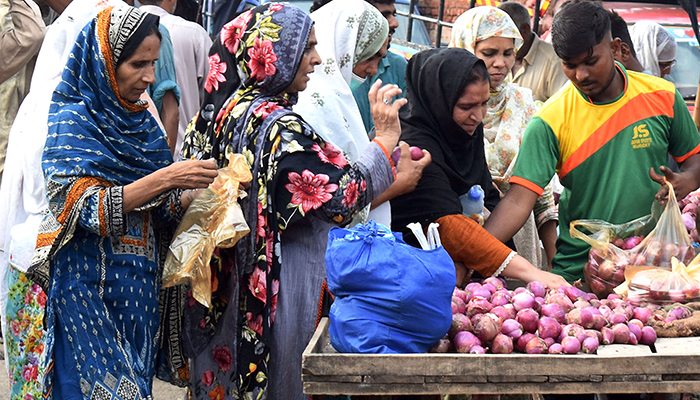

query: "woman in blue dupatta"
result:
(26, 5), (218, 399)
(179, 3), (405, 399)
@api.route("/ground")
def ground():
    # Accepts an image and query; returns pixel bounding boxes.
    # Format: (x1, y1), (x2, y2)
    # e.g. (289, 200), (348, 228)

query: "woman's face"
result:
(286, 27), (322, 94)
(115, 33), (160, 102)
(473, 36), (516, 89)
(352, 37), (389, 79)
(452, 79), (490, 135)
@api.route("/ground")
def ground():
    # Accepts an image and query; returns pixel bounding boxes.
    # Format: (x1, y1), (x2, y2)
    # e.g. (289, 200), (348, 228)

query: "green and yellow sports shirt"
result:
(511, 63), (700, 282)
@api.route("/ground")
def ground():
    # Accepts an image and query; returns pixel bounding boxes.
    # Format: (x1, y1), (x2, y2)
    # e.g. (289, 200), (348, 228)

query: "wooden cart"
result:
(302, 318), (700, 395)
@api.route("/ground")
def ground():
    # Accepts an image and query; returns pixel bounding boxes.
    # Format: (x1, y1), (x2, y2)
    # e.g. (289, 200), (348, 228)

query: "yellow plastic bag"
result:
(162, 154), (252, 307)
(572, 181), (693, 298)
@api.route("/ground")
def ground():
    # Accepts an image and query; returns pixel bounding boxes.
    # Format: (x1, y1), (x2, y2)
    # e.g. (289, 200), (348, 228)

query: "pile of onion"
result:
(431, 279), (659, 355)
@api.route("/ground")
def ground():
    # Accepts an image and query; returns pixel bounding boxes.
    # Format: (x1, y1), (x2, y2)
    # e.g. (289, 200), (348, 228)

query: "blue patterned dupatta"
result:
(27, 5), (190, 399)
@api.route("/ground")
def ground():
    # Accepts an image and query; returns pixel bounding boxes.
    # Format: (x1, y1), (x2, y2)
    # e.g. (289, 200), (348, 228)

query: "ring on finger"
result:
(382, 98), (391, 105)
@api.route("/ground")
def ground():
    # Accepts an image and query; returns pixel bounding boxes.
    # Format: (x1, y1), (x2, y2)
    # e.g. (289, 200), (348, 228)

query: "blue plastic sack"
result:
(326, 220), (455, 353)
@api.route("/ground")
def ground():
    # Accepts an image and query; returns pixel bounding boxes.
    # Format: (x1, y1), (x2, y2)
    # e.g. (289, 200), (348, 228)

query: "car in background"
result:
(603, 2), (700, 112)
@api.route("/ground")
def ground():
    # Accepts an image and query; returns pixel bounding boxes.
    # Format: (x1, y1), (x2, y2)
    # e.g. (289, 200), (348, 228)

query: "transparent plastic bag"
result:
(162, 154), (252, 307)
(573, 181), (694, 298)
(615, 256), (700, 306)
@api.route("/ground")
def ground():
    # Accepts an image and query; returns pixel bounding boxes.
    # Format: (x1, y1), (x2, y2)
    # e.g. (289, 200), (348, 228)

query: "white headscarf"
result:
(630, 21), (677, 77)
(0, 0), (119, 337)
(449, 6), (523, 53)
(294, 0), (388, 163)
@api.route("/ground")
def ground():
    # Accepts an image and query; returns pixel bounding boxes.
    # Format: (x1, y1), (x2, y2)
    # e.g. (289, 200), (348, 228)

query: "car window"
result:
(664, 26), (700, 99)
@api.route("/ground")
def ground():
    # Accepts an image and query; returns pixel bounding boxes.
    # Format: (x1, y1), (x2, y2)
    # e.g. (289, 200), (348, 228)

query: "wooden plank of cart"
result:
(302, 318), (700, 395)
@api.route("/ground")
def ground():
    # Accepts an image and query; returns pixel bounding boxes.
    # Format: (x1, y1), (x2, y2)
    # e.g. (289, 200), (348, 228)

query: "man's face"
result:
(373, 2), (398, 39)
(561, 34), (620, 99)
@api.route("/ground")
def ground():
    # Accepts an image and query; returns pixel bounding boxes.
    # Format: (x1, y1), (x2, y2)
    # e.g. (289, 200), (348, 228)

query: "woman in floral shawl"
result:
(26, 5), (218, 399)
(450, 6), (559, 268)
(179, 3), (403, 399)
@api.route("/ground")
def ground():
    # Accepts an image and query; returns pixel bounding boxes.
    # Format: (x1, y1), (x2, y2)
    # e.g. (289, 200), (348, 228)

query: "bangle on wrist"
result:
(372, 138), (397, 179)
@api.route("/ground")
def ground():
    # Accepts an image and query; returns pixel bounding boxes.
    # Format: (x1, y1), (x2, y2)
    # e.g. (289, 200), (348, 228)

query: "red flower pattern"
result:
(205, 53), (227, 93)
(212, 346), (232, 372)
(311, 143), (348, 168)
(269, 3), (283, 11)
(342, 179), (360, 208)
(253, 101), (283, 120)
(220, 9), (252, 54)
(248, 267), (267, 304)
(285, 170), (338, 213)
(270, 279), (279, 324)
(247, 36), (278, 82)
(246, 312), (263, 336)
(202, 370), (214, 386)
(257, 203), (266, 237)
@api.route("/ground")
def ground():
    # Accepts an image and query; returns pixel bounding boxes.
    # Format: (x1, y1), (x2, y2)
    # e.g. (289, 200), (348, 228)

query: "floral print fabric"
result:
(180, 4), (390, 399)
(5, 266), (47, 400)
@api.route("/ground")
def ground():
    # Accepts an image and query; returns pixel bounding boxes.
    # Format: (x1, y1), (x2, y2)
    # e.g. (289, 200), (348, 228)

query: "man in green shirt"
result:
(484, 0), (700, 283)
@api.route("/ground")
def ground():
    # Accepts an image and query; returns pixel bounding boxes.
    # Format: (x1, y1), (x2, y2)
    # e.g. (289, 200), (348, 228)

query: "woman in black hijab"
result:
(391, 48), (568, 289)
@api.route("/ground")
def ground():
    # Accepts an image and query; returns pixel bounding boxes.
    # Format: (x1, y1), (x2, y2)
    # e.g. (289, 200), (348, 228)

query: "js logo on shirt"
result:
(631, 124), (652, 149)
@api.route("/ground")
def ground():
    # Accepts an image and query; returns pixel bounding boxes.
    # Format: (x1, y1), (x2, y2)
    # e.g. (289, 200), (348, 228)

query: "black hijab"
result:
(391, 47), (500, 232)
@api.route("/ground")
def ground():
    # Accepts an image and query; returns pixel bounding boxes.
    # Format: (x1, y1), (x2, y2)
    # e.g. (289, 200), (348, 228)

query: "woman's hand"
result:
(394, 141), (431, 195)
(369, 79), (407, 152)
(164, 159), (219, 190)
(529, 269), (571, 290)
(123, 159), (218, 213)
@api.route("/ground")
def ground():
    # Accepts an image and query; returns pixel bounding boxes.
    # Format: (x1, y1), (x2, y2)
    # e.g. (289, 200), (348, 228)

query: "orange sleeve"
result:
(436, 214), (513, 278)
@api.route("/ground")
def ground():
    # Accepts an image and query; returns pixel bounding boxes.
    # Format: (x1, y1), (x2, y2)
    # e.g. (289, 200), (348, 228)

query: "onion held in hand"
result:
(391, 146), (424, 164)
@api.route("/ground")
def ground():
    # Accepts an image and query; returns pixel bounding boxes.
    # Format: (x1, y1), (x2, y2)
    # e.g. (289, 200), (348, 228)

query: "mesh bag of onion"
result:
(573, 182), (694, 298)
(614, 255), (700, 306)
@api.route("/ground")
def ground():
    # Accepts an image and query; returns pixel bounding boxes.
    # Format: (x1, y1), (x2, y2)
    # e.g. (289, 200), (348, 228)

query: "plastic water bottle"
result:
(460, 184), (484, 217)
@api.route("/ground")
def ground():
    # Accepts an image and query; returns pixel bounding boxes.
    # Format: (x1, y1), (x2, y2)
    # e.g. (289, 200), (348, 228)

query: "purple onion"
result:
(452, 296), (467, 315)
(429, 336), (453, 353)
(598, 305), (613, 320)
(581, 336), (599, 354)
(527, 281), (547, 298)
(474, 314), (501, 343)
(615, 303), (635, 321)
(482, 277), (506, 291)
(512, 291), (537, 312)
(601, 326), (614, 345)
(592, 314), (607, 330)
(513, 287), (530, 295)
(589, 299), (601, 308)
(544, 337), (556, 348)
(608, 293), (622, 300)
(492, 333), (514, 354)
(454, 331), (481, 353)
(628, 319), (643, 338)
(448, 313), (473, 337)
(560, 323), (585, 342)
(541, 303), (567, 324)
(482, 283), (498, 294)
(538, 316), (562, 339)
(491, 305), (515, 322)
(501, 318), (524, 340)
(469, 345), (486, 354)
(490, 290), (512, 307)
(516, 333), (536, 352)
(471, 287), (492, 301)
(664, 306), (692, 323)
(561, 336), (581, 354)
(566, 308), (582, 325)
(609, 312), (628, 325)
(612, 323), (630, 344)
(563, 286), (588, 302)
(453, 287), (469, 303)
(545, 292), (574, 313)
(466, 296), (492, 318)
(517, 308), (540, 333)
(465, 282), (482, 293)
(633, 307), (653, 324)
(525, 337), (548, 354)
(580, 307), (595, 329)
(628, 332), (639, 345)
(639, 326), (657, 345)
(549, 343), (564, 354)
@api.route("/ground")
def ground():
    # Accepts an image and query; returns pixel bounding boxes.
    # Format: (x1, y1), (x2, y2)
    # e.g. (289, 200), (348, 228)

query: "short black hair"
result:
(552, 0), (610, 61)
(608, 10), (636, 58)
(310, 0), (394, 13)
(137, 0), (162, 5)
(499, 2), (530, 31)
